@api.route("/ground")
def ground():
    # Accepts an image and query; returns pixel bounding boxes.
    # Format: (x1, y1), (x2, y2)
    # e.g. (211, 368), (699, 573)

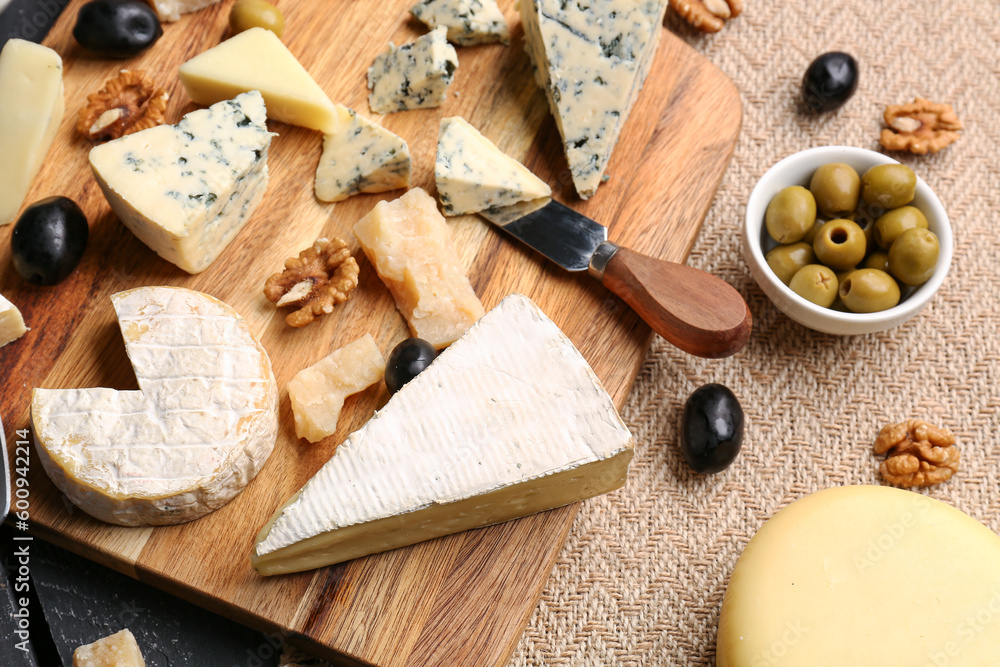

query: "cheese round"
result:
(31, 287), (278, 526)
(717, 485), (1000, 666)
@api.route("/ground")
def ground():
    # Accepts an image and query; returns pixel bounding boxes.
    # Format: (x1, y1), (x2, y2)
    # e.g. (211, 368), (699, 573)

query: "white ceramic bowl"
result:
(744, 146), (952, 335)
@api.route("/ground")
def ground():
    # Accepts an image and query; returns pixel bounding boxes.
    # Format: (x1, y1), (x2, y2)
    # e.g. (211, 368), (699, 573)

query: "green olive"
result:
(888, 227), (939, 286)
(230, 0), (285, 37)
(789, 264), (839, 307)
(861, 164), (917, 209)
(873, 206), (929, 249)
(863, 250), (890, 273)
(801, 218), (824, 245)
(765, 186), (816, 244)
(809, 163), (860, 218)
(766, 242), (816, 285)
(813, 218), (867, 271)
(838, 269), (901, 313)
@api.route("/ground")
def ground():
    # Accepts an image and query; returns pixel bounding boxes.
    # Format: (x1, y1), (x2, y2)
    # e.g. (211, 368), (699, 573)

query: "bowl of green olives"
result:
(744, 146), (952, 335)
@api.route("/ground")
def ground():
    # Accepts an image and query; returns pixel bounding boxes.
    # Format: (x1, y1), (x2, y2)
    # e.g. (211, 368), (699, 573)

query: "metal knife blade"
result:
(1, 412), (9, 521)
(479, 198), (753, 359)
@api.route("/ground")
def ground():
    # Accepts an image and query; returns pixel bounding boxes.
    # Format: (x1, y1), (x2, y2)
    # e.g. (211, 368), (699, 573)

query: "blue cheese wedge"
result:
(368, 27), (459, 114)
(89, 91), (273, 274)
(252, 293), (634, 575)
(435, 116), (551, 215)
(520, 0), (668, 199)
(31, 287), (279, 526)
(315, 106), (411, 203)
(410, 0), (510, 46)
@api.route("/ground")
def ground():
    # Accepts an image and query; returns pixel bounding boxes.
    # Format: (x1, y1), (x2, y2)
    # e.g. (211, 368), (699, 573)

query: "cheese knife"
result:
(480, 198), (752, 359)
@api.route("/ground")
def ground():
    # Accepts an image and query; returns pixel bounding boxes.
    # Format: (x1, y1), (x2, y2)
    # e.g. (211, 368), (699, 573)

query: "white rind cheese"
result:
(179, 27), (339, 133)
(717, 486), (1000, 666)
(252, 293), (634, 575)
(89, 91), (273, 274)
(31, 287), (279, 526)
(0, 39), (64, 226)
(315, 106), (411, 203)
(0, 294), (27, 347)
(519, 0), (667, 199)
(435, 116), (551, 215)
(145, 0), (221, 21)
(368, 27), (459, 114)
(410, 0), (510, 46)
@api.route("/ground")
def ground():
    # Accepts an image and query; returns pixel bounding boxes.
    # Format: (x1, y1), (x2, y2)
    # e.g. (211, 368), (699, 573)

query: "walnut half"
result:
(874, 419), (959, 487)
(670, 0), (744, 33)
(77, 70), (169, 142)
(880, 98), (962, 154)
(264, 238), (360, 328)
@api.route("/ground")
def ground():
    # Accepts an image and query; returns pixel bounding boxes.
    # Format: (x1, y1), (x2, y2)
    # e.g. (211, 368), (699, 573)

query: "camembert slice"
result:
(89, 91), (272, 274)
(435, 116), (551, 215)
(520, 0), (667, 198)
(0, 293), (27, 347)
(32, 287), (279, 526)
(315, 106), (411, 203)
(0, 39), (64, 226)
(410, 0), (510, 46)
(179, 27), (339, 133)
(252, 293), (634, 575)
(353, 187), (485, 348)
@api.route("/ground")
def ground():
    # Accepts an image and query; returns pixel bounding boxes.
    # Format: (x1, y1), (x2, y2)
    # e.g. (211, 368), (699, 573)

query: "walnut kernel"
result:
(77, 70), (169, 142)
(880, 98), (962, 154)
(874, 419), (959, 487)
(264, 238), (360, 328)
(670, 0), (743, 32)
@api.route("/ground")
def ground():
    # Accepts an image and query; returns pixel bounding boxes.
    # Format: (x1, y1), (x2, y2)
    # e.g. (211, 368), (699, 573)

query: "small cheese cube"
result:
(315, 106), (410, 203)
(287, 334), (386, 443)
(353, 188), (485, 348)
(0, 294), (27, 347)
(0, 39), (64, 226)
(410, 0), (510, 46)
(73, 629), (145, 667)
(368, 27), (458, 114)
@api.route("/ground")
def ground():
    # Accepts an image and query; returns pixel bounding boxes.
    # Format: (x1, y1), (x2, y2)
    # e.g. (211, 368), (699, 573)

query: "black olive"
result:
(679, 384), (744, 475)
(11, 197), (89, 286)
(384, 338), (438, 395)
(73, 0), (162, 58)
(802, 52), (859, 112)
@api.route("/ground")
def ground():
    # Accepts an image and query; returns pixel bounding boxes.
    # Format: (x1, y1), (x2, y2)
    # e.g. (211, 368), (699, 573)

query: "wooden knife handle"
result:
(599, 246), (752, 359)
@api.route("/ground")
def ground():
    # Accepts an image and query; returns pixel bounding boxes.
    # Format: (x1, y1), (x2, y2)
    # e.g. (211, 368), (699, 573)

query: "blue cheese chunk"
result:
(89, 91), (274, 274)
(410, 0), (510, 46)
(520, 0), (667, 199)
(315, 106), (411, 203)
(435, 116), (550, 215)
(368, 27), (459, 114)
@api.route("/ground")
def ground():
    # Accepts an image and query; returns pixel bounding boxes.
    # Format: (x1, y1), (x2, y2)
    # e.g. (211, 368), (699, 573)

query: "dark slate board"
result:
(1, 525), (43, 667)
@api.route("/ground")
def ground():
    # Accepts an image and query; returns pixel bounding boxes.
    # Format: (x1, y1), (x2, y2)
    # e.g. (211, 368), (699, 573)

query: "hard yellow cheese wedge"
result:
(287, 334), (386, 443)
(73, 629), (145, 667)
(353, 187), (485, 348)
(0, 39), (64, 226)
(179, 27), (338, 133)
(717, 485), (1000, 666)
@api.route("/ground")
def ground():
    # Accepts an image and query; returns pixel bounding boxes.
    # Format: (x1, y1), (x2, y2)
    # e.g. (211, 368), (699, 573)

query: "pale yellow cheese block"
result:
(73, 629), (145, 667)
(353, 188), (485, 348)
(0, 293), (28, 347)
(287, 333), (386, 443)
(178, 27), (339, 133)
(0, 39), (64, 226)
(717, 485), (1000, 666)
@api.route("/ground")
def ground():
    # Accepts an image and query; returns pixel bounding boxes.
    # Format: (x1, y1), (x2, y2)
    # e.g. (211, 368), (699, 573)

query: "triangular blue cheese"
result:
(520, 0), (668, 198)
(315, 106), (410, 203)
(252, 293), (634, 575)
(410, 0), (510, 46)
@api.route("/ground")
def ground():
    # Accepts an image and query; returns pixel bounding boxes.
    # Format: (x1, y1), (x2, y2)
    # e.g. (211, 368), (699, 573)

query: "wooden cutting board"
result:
(0, 1), (741, 664)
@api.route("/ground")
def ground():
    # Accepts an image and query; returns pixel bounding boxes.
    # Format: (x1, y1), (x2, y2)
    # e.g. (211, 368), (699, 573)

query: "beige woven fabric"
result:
(509, 1), (1000, 665)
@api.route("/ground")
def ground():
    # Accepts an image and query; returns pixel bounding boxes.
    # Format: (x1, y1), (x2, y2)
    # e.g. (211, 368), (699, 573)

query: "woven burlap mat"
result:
(507, 1), (1000, 665)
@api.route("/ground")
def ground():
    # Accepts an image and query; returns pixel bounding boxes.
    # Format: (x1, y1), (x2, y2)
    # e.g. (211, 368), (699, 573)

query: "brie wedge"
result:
(252, 293), (634, 575)
(32, 287), (279, 526)
(435, 116), (551, 216)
